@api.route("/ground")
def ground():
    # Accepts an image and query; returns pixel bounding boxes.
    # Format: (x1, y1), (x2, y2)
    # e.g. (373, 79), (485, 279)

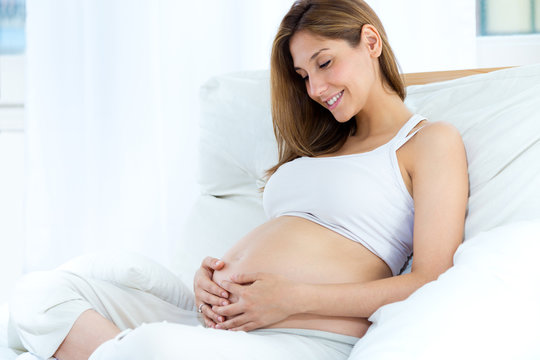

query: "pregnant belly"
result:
(212, 215), (392, 338)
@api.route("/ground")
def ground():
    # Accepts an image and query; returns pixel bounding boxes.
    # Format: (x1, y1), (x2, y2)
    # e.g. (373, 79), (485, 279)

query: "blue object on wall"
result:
(0, 0), (26, 54)
(478, 0), (539, 36)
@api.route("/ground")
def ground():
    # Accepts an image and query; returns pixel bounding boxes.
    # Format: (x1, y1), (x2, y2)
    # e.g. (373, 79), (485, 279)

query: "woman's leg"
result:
(9, 270), (200, 359)
(90, 323), (357, 360)
(54, 309), (121, 360)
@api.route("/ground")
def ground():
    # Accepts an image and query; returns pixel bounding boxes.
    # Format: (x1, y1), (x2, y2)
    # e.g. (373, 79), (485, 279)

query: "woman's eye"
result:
(319, 60), (331, 69)
(303, 75), (309, 81)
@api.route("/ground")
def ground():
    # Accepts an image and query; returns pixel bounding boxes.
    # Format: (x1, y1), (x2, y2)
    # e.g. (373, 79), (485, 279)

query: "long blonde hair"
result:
(266, 0), (404, 178)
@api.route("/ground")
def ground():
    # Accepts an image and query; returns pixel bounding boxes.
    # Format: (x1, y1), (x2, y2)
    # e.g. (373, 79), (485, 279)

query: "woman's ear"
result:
(361, 24), (382, 58)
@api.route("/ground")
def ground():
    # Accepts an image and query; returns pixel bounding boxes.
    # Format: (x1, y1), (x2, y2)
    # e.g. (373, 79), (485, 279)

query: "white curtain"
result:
(23, 0), (293, 272)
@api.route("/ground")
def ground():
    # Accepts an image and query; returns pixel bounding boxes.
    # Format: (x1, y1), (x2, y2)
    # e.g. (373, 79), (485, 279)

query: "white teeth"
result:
(326, 91), (343, 106)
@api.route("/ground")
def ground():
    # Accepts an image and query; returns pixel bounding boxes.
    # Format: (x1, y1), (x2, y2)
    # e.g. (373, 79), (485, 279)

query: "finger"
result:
(215, 314), (250, 330)
(230, 322), (258, 332)
(202, 256), (225, 271)
(203, 315), (217, 328)
(212, 303), (244, 317)
(199, 290), (230, 307)
(230, 272), (261, 284)
(202, 304), (225, 324)
(197, 276), (229, 299)
(219, 280), (245, 295)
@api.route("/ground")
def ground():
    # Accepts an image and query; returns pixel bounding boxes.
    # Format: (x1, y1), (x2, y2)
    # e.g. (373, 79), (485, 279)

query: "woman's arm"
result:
(213, 122), (469, 330)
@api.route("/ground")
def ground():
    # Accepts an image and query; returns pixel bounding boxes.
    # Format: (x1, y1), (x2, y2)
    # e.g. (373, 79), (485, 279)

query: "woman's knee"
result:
(9, 270), (93, 355)
(10, 270), (84, 323)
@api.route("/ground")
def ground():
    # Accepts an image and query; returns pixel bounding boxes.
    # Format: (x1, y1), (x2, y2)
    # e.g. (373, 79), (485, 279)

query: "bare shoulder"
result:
(409, 121), (465, 158)
(414, 121), (464, 148)
(410, 121), (467, 175)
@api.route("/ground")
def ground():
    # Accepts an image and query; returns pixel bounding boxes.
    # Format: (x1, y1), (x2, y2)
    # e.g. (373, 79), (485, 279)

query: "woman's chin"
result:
(332, 114), (352, 123)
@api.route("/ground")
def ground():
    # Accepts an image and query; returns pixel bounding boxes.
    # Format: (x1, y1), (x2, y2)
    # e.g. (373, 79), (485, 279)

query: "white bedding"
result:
(6, 221), (540, 360)
(0, 303), (20, 359)
(350, 220), (540, 360)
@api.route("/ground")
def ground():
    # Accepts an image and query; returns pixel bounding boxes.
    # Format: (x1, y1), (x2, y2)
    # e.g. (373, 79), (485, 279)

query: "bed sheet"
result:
(1, 303), (20, 359)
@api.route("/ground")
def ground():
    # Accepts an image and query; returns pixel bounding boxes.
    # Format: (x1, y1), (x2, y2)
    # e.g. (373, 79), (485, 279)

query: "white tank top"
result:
(263, 114), (427, 275)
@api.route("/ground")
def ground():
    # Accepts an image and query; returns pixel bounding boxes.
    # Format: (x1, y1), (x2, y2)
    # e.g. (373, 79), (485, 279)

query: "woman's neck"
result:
(353, 86), (412, 140)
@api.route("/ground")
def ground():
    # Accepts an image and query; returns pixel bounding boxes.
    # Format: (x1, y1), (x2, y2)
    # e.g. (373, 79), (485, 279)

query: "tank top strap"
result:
(392, 114), (427, 150)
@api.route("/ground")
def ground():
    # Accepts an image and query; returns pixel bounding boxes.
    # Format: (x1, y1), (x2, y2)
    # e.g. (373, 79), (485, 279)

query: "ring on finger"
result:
(198, 303), (207, 313)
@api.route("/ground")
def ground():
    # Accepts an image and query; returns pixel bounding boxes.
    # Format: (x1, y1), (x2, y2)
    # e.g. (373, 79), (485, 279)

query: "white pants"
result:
(9, 269), (356, 360)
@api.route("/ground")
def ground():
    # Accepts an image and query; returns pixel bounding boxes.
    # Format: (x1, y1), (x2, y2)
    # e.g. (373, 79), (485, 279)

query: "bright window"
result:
(0, 0), (25, 54)
(0, 0), (25, 131)
(478, 0), (540, 35)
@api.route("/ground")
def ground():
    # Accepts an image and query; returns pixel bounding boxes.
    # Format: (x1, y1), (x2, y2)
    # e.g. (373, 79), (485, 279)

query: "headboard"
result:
(402, 67), (509, 86)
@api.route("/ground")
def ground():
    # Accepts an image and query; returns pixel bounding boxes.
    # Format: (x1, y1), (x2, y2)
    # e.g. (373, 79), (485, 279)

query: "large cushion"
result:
(197, 70), (277, 197)
(349, 220), (540, 360)
(404, 64), (540, 239)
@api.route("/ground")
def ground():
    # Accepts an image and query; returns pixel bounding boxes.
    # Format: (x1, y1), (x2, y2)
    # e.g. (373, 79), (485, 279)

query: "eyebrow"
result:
(294, 48), (330, 70)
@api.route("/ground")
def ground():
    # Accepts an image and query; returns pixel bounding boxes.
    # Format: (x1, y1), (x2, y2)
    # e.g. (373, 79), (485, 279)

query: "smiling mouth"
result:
(326, 90), (344, 108)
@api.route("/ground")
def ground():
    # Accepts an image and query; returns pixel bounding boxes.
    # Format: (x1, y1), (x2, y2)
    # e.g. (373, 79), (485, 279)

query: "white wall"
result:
(477, 34), (540, 67)
(370, 0), (477, 73)
(0, 55), (25, 131)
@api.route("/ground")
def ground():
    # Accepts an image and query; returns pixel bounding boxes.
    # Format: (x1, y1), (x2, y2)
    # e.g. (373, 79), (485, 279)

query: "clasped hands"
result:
(193, 256), (299, 332)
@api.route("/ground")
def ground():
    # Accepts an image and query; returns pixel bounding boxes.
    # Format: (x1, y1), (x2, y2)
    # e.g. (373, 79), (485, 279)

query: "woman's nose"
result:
(308, 75), (327, 98)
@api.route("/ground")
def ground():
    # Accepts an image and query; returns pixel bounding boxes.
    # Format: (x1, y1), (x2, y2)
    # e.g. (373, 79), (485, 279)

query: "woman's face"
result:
(289, 28), (381, 123)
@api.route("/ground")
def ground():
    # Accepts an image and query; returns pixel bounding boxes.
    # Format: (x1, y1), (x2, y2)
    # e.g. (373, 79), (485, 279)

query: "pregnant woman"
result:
(9, 0), (468, 359)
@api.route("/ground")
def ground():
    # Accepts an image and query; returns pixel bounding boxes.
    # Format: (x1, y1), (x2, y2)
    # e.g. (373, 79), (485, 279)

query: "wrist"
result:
(290, 282), (315, 315)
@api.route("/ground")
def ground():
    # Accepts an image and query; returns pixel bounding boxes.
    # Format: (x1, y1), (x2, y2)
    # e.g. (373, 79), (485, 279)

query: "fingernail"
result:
(218, 316), (224, 322)
(215, 324), (221, 329)
(221, 300), (228, 306)
(221, 292), (228, 298)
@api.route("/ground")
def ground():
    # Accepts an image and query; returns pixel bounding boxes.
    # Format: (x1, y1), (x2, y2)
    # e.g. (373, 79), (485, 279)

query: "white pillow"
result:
(404, 64), (540, 239)
(349, 220), (540, 360)
(198, 70), (277, 197)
